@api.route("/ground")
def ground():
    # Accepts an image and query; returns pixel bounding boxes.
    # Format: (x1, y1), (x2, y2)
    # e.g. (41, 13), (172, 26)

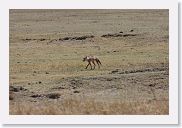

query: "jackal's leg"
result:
(92, 61), (96, 69)
(90, 62), (93, 70)
(85, 62), (90, 69)
(96, 61), (100, 69)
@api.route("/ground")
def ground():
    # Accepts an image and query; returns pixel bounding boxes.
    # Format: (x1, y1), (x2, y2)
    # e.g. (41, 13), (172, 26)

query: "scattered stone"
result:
(130, 29), (134, 32)
(73, 90), (80, 93)
(19, 86), (23, 90)
(59, 35), (94, 41)
(123, 34), (136, 37)
(30, 100), (37, 102)
(58, 86), (65, 89)
(9, 86), (27, 92)
(25, 38), (31, 41)
(125, 71), (129, 74)
(73, 35), (94, 40)
(106, 78), (112, 81)
(31, 94), (43, 98)
(22, 38), (47, 41)
(46, 93), (61, 99)
(60, 37), (70, 40)
(111, 69), (119, 74)
(101, 33), (122, 38)
(40, 38), (46, 41)
(157, 86), (162, 89)
(72, 86), (77, 89)
(101, 33), (136, 38)
(52, 86), (65, 90)
(148, 84), (155, 87)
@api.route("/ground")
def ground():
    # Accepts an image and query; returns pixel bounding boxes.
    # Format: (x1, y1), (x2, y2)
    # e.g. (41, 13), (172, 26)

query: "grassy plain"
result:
(9, 9), (169, 115)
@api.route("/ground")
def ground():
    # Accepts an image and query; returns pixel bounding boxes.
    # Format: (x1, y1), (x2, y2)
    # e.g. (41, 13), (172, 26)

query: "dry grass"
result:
(10, 99), (168, 115)
(9, 10), (169, 115)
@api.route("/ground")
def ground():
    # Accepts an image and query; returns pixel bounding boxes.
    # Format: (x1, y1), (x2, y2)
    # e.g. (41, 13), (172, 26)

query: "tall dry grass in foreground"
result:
(10, 99), (168, 115)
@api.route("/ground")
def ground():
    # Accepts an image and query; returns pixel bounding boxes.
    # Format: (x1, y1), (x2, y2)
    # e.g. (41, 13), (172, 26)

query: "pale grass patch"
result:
(10, 99), (169, 115)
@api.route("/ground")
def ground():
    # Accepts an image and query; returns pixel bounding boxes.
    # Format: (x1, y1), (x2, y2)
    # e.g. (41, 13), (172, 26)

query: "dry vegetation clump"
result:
(10, 99), (168, 115)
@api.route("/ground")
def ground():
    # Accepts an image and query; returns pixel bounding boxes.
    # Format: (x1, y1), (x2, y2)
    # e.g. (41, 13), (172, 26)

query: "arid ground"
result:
(9, 9), (169, 115)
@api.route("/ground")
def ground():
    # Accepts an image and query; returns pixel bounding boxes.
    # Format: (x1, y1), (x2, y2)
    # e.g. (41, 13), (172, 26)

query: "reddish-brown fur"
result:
(83, 56), (102, 70)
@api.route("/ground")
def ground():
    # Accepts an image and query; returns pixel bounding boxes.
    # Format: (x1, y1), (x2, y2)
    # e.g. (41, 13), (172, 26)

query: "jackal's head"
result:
(83, 56), (88, 62)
